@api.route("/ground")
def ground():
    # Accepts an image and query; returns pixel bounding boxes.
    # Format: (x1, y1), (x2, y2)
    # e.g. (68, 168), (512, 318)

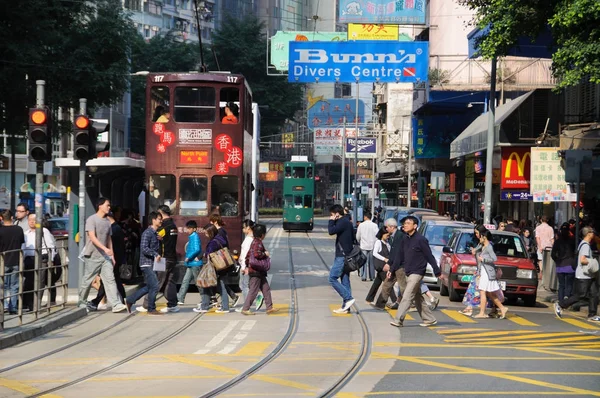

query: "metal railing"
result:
(0, 240), (69, 331)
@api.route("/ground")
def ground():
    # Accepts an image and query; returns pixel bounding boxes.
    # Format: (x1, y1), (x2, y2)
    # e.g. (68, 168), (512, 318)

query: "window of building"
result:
(148, 174), (176, 213)
(334, 83), (352, 98)
(179, 176), (208, 216)
(174, 87), (215, 123)
(150, 86), (170, 122)
(220, 88), (239, 124)
(211, 176), (239, 216)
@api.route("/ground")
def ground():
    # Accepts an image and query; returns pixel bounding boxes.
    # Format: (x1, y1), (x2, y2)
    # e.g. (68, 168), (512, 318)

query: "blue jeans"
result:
(218, 277), (229, 311)
(557, 272), (575, 301)
(329, 256), (353, 304)
(177, 267), (200, 303)
(3, 265), (19, 312)
(127, 267), (159, 312)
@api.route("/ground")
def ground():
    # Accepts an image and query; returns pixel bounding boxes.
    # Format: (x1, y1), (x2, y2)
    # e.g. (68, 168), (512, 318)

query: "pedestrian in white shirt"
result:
(356, 211), (380, 281)
(23, 214), (57, 309)
(237, 219), (264, 311)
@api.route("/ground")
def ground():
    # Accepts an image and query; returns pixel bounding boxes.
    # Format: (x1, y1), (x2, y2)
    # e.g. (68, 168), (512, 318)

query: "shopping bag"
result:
(196, 262), (218, 288)
(209, 247), (236, 271)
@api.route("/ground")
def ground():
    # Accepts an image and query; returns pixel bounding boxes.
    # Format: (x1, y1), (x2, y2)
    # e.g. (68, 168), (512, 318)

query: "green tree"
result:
(210, 14), (303, 138)
(459, 0), (600, 88)
(129, 33), (201, 153)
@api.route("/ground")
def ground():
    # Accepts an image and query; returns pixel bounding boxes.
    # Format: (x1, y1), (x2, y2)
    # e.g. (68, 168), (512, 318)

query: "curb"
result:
(0, 307), (87, 350)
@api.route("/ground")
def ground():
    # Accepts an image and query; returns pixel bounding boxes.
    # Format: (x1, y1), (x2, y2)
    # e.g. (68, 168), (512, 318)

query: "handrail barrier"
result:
(0, 239), (69, 331)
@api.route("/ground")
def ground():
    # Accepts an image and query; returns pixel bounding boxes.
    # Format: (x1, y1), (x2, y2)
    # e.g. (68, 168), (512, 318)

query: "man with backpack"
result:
(555, 227), (600, 322)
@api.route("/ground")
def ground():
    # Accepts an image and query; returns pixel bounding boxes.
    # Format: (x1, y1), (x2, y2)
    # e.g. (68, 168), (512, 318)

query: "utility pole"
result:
(483, 58), (497, 224)
(354, 81), (359, 224)
(340, 117), (346, 206)
(407, 119), (412, 208)
(78, 98), (87, 287)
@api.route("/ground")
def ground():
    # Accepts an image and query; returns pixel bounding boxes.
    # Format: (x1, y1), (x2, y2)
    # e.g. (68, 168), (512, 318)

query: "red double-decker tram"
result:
(145, 72), (255, 282)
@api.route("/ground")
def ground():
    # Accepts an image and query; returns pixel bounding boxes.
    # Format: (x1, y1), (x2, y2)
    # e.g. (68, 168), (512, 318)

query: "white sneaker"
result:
(112, 303), (127, 313)
(215, 309), (230, 314)
(177, 301), (184, 305)
(160, 306), (180, 313)
(97, 302), (109, 311)
(193, 307), (208, 313)
(342, 298), (356, 311)
(136, 306), (148, 313)
(333, 307), (350, 314)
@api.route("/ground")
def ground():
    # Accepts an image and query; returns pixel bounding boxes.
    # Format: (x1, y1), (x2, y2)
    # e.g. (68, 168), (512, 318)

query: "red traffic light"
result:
(75, 115), (90, 129)
(30, 109), (47, 125)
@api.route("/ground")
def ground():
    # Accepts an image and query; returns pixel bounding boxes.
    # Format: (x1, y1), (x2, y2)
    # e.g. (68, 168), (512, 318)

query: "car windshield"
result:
(49, 219), (68, 230)
(424, 225), (454, 246)
(491, 234), (527, 258)
(455, 232), (527, 258)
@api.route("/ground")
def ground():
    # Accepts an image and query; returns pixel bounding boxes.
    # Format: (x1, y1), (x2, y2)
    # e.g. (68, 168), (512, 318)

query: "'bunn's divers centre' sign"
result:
(288, 41), (428, 83)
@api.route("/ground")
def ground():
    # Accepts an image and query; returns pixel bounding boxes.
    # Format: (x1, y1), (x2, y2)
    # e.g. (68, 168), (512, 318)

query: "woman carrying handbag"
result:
(202, 224), (232, 313)
(473, 230), (509, 319)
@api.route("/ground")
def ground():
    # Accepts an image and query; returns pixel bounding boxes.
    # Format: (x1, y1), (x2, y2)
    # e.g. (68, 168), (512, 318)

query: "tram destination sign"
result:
(178, 128), (212, 145)
(288, 41), (428, 83)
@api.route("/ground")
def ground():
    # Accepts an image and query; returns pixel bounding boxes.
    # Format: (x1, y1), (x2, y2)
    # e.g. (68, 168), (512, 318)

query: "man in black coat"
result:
(328, 204), (356, 313)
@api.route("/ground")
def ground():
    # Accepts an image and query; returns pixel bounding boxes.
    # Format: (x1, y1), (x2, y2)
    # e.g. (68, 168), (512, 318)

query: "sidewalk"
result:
(0, 283), (141, 350)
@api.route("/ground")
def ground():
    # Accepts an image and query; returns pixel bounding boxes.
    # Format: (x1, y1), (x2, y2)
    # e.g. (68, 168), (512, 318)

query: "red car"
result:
(439, 229), (538, 307)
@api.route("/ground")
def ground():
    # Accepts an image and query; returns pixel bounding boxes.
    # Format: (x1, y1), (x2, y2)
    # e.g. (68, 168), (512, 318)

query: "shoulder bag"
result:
(338, 242), (367, 273)
(209, 241), (236, 272)
(249, 244), (271, 272)
(578, 241), (599, 276)
(196, 261), (218, 288)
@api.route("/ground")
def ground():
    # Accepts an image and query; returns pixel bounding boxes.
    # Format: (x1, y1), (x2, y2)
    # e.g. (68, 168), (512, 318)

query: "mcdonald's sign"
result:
(501, 147), (531, 189)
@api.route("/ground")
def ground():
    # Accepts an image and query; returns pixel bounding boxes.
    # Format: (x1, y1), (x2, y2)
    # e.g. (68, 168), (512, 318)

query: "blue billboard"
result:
(307, 98), (365, 129)
(288, 41), (428, 83)
(338, 0), (426, 25)
(346, 137), (377, 159)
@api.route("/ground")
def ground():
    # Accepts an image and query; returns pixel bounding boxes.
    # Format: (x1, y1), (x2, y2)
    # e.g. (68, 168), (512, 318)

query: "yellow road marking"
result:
(249, 375), (317, 392)
(510, 335), (600, 345)
(505, 313), (539, 326)
(363, 392), (589, 396)
(376, 353), (600, 396)
(439, 309), (477, 323)
(163, 355), (239, 374)
(560, 317), (600, 330)
(446, 331), (583, 343)
(0, 378), (62, 397)
(385, 308), (414, 320)
(436, 328), (489, 334)
(234, 341), (273, 356)
(266, 303), (289, 316)
(372, 342), (600, 351)
(517, 347), (600, 362)
(440, 330), (536, 340)
(329, 304), (351, 316)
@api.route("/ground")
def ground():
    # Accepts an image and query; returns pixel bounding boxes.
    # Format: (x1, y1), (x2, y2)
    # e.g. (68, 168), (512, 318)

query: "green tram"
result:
(282, 156), (314, 231)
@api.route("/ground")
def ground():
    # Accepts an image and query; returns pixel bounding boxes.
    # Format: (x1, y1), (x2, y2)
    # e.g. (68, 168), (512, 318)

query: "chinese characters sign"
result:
(180, 150), (209, 165)
(501, 147), (530, 190)
(270, 31), (346, 72)
(347, 23), (400, 41)
(314, 128), (358, 156)
(179, 128), (212, 145)
(308, 98), (365, 129)
(338, 0), (426, 25)
(530, 147), (576, 202)
(153, 122), (175, 154)
(214, 133), (242, 174)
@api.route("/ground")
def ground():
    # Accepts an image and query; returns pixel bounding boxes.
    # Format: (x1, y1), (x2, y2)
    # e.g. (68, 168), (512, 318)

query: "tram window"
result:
(212, 176), (239, 216)
(304, 195), (313, 208)
(292, 167), (305, 178)
(294, 195), (303, 207)
(284, 195), (293, 208)
(174, 87), (215, 123)
(220, 88), (239, 124)
(150, 86), (170, 122)
(179, 176), (208, 216)
(307, 167), (313, 178)
(148, 174), (176, 213)
(285, 166), (292, 178)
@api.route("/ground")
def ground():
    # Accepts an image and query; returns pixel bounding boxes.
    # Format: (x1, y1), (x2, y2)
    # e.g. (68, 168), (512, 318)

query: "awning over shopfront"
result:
(450, 91), (534, 159)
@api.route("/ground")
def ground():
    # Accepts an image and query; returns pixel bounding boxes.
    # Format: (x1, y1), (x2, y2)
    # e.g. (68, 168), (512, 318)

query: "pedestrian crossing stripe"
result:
(435, 328), (600, 347)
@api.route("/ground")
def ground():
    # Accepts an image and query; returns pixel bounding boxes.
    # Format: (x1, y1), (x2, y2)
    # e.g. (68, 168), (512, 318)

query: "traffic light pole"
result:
(78, 98), (87, 288)
(34, 80), (45, 316)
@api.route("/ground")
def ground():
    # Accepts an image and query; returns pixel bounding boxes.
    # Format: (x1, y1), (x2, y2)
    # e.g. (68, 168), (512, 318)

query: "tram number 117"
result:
(227, 76), (238, 83)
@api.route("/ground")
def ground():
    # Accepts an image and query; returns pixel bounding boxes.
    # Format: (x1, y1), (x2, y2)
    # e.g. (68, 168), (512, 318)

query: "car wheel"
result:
(439, 278), (449, 296)
(448, 273), (461, 302)
(523, 295), (537, 307)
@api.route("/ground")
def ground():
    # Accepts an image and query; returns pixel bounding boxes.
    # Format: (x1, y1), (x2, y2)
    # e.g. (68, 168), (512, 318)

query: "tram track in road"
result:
(26, 310), (206, 398)
(306, 232), (372, 398)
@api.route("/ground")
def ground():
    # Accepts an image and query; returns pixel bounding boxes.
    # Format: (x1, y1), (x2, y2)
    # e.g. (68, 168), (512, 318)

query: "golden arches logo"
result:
(504, 151), (530, 178)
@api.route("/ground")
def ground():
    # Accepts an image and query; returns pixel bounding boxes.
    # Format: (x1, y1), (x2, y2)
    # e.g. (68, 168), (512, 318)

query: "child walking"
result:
(241, 224), (279, 315)
(177, 221), (204, 307)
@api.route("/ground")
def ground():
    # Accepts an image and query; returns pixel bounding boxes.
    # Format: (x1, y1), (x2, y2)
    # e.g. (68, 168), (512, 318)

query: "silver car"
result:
(418, 220), (473, 285)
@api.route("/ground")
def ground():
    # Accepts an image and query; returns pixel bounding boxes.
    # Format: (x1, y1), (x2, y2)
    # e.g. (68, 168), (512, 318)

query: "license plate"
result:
(500, 281), (506, 291)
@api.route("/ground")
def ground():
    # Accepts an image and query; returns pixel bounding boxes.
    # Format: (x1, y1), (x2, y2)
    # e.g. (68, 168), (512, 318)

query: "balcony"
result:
(428, 55), (556, 91)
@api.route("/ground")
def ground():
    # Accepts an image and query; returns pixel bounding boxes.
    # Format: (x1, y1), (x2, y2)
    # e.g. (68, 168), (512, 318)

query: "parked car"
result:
(47, 217), (69, 239)
(418, 220), (473, 285)
(438, 229), (538, 306)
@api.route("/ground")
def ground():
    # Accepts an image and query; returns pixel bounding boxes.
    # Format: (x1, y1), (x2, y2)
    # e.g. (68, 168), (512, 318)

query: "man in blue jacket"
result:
(328, 204), (356, 313)
(389, 216), (441, 327)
